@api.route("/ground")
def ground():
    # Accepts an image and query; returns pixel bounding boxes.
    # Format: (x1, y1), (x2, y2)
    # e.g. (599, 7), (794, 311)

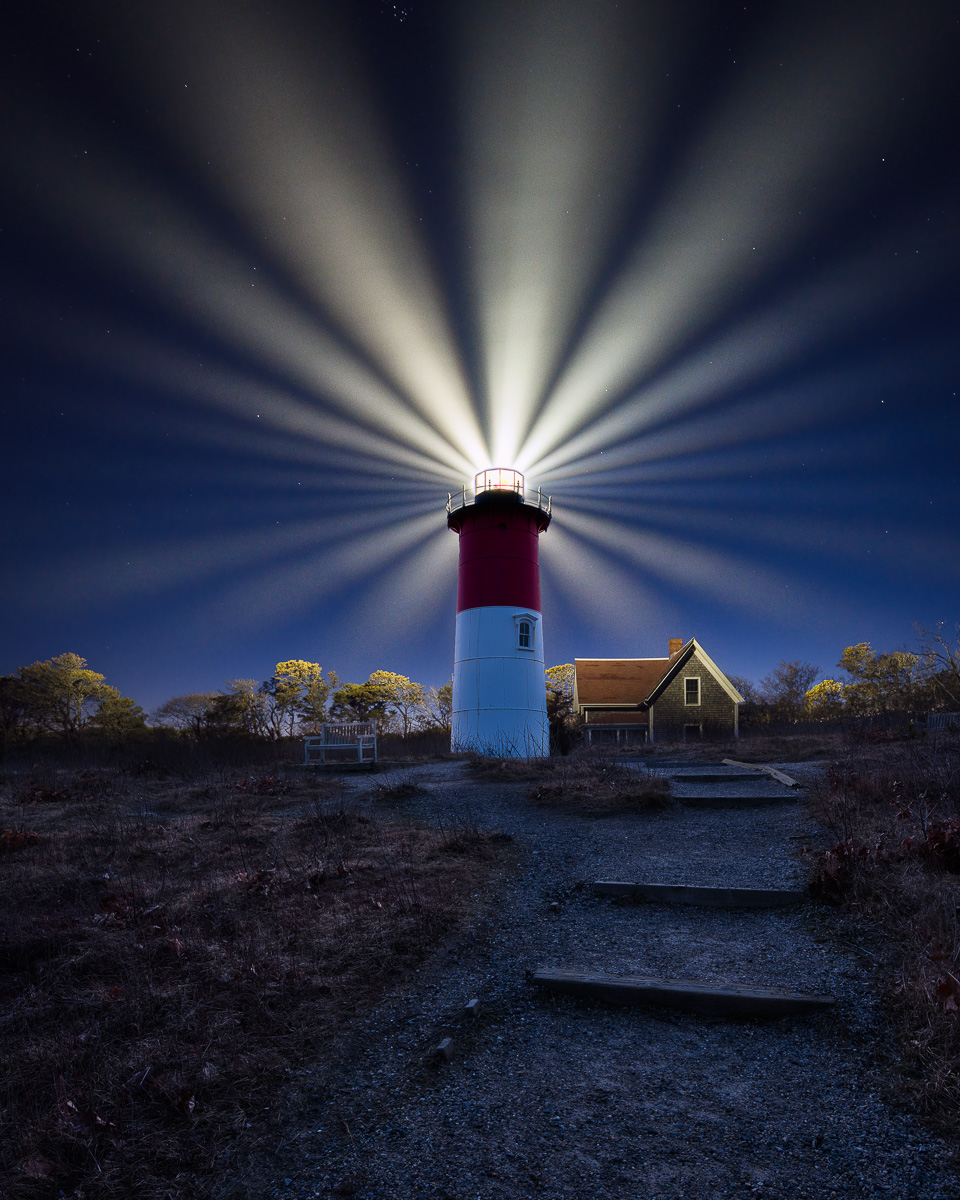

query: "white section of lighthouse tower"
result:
(446, 469), (552, 757)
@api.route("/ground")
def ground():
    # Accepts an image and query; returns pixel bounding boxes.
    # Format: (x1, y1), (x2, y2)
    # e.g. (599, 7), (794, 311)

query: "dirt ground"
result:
(235, 757), (960, 1200)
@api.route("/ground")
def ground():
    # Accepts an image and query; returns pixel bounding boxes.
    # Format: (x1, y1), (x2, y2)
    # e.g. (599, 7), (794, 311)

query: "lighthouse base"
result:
(451, 606), (549, 758)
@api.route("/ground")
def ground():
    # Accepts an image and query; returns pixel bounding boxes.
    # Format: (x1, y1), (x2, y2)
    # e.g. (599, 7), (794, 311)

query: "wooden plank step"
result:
(681, 793), (798, 808)
(593, 881), (807, 908)
(531, 969), (835, 1017)
(639, 761), (729, 769)
(722, 759), (800, 788)
(670, 772), (763, 783)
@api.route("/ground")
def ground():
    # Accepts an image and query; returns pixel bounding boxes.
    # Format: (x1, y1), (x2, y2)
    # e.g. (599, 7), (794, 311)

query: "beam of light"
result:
(185, 511), (445, 634)
(5, 0), (954, 659)
(516, 2), (937, 472)
(103, 0), (488, 473)
(597, 500), (960, 587)
(558, 507), (835, 623)
(529, 348), (886, 486)
(541, 525), (672, 636)
(526, 228), (956, 485)
(8, 296), (469, 485)
(2, 110), (476, 480)
(21, 505), (440, 614)
(346, 528), (457, 646)
(457, 0), (677, 465)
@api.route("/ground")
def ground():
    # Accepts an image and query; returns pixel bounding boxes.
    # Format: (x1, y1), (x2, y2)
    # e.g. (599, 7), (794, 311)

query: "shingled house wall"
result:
(652, 647), (738, 741)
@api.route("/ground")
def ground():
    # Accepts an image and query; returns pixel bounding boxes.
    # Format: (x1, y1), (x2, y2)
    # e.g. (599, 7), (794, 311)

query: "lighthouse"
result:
(446, 468), (552, 756)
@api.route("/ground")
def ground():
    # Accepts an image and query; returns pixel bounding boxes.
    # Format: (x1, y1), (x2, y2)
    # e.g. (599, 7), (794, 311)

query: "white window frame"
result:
(514, 613), (536, 652)
(684, 676), (701, 706)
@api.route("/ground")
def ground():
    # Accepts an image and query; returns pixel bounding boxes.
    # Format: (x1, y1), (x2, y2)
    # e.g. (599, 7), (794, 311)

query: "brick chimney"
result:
(668, 638), (683, 656)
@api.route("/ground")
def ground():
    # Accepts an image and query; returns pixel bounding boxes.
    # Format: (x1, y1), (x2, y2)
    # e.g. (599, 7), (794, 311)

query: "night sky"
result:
(2, 0), (958, 714)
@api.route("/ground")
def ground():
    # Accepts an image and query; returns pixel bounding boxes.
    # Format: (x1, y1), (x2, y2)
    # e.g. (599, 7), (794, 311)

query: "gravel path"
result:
(245, 760), (960, 1200)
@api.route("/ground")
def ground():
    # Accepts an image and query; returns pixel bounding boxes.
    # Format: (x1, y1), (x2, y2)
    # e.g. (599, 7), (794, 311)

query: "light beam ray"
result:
(559, 507), (834, 622)
(63, 315), (469, 482)
(21, 505), (439, 613)
(540, 525), (668, 636)
(184, 512), (444, 634)
(347, 528), (457, 646)
(458, 0), (675, 464)
(106, 0), (488, 470)
(519, 1), (938, 470)
(527, 260), (953, 485)
(2, 96), (476, 479)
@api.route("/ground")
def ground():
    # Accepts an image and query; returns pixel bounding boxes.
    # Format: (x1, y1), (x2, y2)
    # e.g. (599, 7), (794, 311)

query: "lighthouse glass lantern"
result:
(446, 469), (552, 756)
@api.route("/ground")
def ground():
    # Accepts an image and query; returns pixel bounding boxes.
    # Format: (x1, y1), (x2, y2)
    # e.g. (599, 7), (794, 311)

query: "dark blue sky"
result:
(2, 0), (958, 714)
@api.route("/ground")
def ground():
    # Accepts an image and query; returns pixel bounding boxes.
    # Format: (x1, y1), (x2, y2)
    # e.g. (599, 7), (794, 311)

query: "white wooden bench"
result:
(304, 721), (377, 765)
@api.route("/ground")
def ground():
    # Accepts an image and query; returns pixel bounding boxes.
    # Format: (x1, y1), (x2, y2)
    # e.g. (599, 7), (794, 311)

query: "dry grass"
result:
(619, 731), (845, 763)
(374, 766), (430, 801)
(0, 765), (504, 1199)
(466, 750), (671, 811)
(466, 755), (545, 782)
(804, 732), (960, 1131)
(528, 751), (671, 813)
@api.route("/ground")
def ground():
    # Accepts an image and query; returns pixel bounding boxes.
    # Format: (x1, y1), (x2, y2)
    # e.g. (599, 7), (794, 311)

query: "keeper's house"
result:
(574, 638), (744, 744)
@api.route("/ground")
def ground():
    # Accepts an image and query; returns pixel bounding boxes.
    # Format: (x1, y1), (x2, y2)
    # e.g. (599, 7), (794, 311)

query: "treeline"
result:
(732, 624), (960, 728)
(153, 665), (453, 741)
(0, 654), (147, 752)
(0, 655), (456, 753)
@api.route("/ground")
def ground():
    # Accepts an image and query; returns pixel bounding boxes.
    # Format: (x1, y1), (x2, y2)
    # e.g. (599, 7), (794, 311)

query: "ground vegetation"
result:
(0, 764), (504, 1199)
(804, 729), (960, 1130)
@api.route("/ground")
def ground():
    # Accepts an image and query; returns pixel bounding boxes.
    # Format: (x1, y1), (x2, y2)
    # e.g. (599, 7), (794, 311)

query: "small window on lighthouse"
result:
(517, 619), (533, 650)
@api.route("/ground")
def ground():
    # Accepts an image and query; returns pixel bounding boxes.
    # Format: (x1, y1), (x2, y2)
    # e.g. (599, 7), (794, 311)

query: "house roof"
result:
(575, 640), (745, 708)
(573, 657), (673, 706)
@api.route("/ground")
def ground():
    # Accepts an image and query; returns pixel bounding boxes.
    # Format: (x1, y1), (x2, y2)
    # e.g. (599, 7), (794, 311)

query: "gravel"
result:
(240, 759), (960, 1200)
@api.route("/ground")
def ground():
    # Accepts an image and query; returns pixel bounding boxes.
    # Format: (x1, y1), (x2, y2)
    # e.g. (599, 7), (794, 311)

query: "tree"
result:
(329, 681), (392, 727)
(0, 674), (35, 752)
(726, 675), (765, 727)
(759, 660), (819, 724)
(90, 689), (147, 745)
(330, 672), (429, 736)
(17, 653), (112, 741)
(545, 664), (578, 754)
(838, 643), (926, 719)
(300, 668), (338, 734)
(545, 664), (575, 706)
(259, 662), (331, 734)
(203, 692), (253, 738)
(805, 679), (847, 722)
(259, 660), (335, 737)
(916, 622), (960, 709)
(727, 676), (760, 705)
(152, 693), (217, 738)
(223, 679), (269, 737)
(367, 671), (426, 737)
(421, 681), (453, 731)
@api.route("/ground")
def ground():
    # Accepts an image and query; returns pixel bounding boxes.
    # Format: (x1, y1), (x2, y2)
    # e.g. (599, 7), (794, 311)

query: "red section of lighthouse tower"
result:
(449, 503), (548, 612)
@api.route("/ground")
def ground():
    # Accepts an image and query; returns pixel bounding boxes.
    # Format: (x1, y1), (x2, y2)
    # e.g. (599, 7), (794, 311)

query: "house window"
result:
(517, 619), (532, 650)
(684, 677), (700, 706)
(684, 723), (702, 740)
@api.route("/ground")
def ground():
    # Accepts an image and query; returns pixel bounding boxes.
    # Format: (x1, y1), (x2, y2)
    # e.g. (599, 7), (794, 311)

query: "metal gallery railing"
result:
(446, 486), (552, 516)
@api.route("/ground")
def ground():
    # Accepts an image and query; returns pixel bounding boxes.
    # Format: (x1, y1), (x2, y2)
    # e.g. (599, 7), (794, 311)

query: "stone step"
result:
(593, 881), (807, 908)
(680, 793), (798, 808)
(531, 968), (835, 1017)
(624, 760), (728, 770)
(670, 772), (765, 783)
